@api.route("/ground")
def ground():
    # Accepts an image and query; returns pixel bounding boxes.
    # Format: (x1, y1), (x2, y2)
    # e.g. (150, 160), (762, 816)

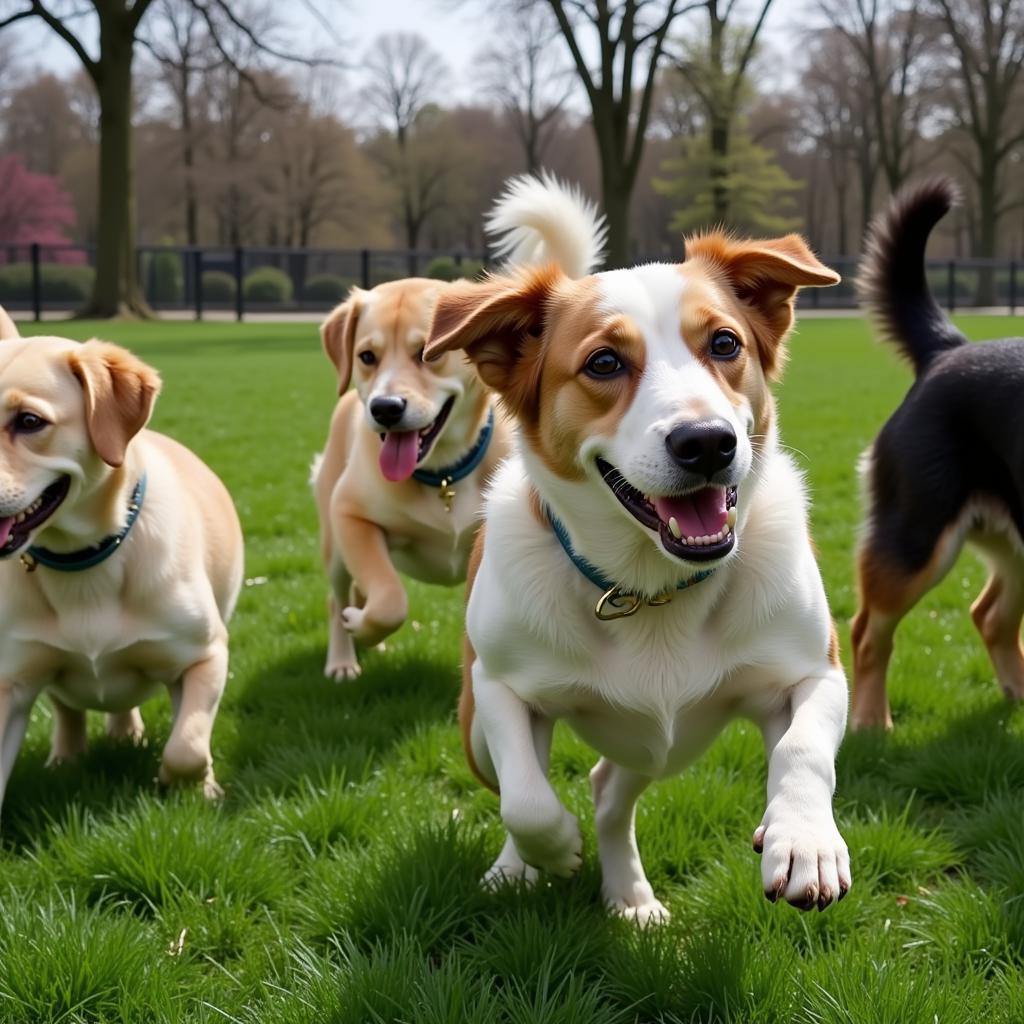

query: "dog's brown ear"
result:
(68, 341), (161, 468)
(685, 233), (839, 375)
(321, 290), (364, 394)
(425, 266), (561, 417)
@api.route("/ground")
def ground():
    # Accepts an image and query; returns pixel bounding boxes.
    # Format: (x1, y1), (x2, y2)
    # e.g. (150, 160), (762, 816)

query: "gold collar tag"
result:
(438, 477), (456, 513)
(595, 586), (674, 621)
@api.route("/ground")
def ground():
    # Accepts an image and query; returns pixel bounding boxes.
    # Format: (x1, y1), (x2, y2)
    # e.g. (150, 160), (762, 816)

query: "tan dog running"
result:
(313, 277), (512, 680)
(0, 309), (243, 814)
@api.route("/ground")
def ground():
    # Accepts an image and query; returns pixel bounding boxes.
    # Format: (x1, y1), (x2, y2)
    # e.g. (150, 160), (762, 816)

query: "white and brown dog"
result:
(0, 310), (242, 812)
(425, 178), (850, 920)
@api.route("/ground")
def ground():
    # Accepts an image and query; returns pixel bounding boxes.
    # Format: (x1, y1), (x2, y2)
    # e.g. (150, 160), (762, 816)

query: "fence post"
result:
(194, 250), (203, 321)
(454, 252), (463, 270)
(947, 260), (956, 313)
(1010, 261), (1017, 316)
(30, 243), (42, 322)
(360, 249), (370, 289)
(234, 246), (244, 322)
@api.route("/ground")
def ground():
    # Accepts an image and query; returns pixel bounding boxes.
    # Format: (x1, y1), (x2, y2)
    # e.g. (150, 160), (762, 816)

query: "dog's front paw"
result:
(502, 795), (583, 878)
(324, 655), (362, 682)
(340, 606), (401, 646)
(754, 803), (851, 911)
(604, 884), (670, 927)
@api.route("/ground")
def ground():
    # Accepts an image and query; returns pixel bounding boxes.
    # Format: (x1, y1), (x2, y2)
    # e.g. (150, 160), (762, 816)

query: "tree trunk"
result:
(709, 112), (730, 224)
(975, 148), (998, 306)
(83, 20), (149, 318)
(602, 173), (631, 269)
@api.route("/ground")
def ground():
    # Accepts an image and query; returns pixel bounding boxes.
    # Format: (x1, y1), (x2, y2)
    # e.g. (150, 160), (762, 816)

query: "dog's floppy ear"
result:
(68, 341), (161, 468)
(321, 289), (364, 394)
(425, 266), (562, 418)
(685, 233), (839, 375)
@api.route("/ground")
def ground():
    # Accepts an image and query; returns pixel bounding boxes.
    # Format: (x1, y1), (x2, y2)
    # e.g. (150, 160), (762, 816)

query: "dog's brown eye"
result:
(13, 411), (47, 434)
(358, 350), (377, 366)
(416, 346), (425, 363)
(709, 329), (741, 360)
(584, 348), (625, 378)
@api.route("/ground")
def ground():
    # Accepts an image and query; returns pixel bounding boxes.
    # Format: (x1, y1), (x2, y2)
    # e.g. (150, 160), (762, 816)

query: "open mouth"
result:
(0, 476), (71, 558)
(378, 396), (456, 482)
(596, 458), (738, 563)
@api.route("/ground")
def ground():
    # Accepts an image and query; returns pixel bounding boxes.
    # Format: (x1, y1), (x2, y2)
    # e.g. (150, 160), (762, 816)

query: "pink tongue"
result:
(0, 517), (13, 549)
(379, 431), (420, 482)
(653, 488), (727, 538)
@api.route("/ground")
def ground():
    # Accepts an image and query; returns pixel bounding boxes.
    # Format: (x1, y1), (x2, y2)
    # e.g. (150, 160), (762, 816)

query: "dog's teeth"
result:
(726, 507), (737, 528)
(668, 516), (681, 539)
(686, 535), (695, 545)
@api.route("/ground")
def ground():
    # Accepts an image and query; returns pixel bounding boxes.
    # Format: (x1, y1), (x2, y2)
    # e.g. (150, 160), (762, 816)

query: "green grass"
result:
(2, 314), (1024, 1022)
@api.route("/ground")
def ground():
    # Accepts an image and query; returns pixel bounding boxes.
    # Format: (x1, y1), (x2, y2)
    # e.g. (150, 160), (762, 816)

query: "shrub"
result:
(0, 262), (95, 303)
(425, 256), (485, 282)
(303, 274), (355, 304)
(147, 251), (183, 304)
(243, 266), (293, 304)
(201, 270), (236, 303)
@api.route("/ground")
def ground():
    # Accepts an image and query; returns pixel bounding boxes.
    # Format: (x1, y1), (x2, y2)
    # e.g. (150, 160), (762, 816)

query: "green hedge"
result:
(0, 263), (95, 303)
(201, 270), (236, 302)
(243, 267), (293, 304)
(425, 256), (485, 282)
(303, 274), (355, 303)
(147, 251), (183, 304)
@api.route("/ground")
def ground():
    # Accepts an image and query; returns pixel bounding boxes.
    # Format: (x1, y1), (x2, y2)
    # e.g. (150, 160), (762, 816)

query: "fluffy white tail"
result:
(485, 172), (607, 279)
(0, 304), (19, 340)
(309, 451), (324, 488)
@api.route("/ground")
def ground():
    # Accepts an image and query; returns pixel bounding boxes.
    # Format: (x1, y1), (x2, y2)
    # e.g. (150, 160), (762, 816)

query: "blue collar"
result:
(413, 407), (495, 512)
(413, 406), (495, 488)
(22, 475), (147, 573)
(547, 507), (715, 620)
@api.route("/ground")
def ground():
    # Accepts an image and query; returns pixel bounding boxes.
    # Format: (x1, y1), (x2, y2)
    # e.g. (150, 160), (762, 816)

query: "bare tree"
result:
(140, 0), (222, 245)
(474, 6), (573, 173)
(800, 28), (879, 251)
(674, 0), (776, 224)
(0, 0), (338, 317)
(528, 0), (696, 267)
(818, 0), (933, 194)
(362, 32), (448, 149)
(932, 0), (1024, 284)
(362, 32), (453, 250)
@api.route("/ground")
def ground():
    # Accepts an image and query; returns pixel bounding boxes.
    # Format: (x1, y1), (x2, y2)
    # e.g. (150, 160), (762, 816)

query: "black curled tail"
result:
(856, 177), (968, 374)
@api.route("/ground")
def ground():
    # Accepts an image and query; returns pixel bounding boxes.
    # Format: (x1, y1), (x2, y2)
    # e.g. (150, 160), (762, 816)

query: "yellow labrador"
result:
(0, 309), (243, 813)
(312, 277), (512, 680)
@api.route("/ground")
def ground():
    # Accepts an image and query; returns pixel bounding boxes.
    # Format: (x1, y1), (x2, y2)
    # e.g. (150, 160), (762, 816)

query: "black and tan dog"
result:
(850, 178), (1024, 729)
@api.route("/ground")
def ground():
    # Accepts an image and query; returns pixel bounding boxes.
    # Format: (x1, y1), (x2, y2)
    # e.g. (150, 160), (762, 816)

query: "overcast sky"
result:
(10, 0), (810, 102)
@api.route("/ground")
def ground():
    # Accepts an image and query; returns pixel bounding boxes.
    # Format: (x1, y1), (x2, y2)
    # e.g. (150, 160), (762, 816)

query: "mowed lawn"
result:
(3, 314), (1024, 1023)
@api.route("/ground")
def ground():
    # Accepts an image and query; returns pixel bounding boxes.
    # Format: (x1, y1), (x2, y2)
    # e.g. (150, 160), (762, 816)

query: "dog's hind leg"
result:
(851, 523), (964, 730)
(970, 537), (1024, 700)
(47, 696), (87, 764)
(325, 587), (361, 682)
(590, 758), (664, 925)
(106, 708), (145, 744)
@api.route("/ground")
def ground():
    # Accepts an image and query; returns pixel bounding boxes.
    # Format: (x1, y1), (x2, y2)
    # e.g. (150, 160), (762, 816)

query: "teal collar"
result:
(412, 406), (495, 512)
(547, 507), (715, 620)
(22, 475), (147, 573)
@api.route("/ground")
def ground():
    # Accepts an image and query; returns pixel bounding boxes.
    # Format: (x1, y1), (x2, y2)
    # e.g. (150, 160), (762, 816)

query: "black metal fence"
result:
(1, 243), (1020, 320)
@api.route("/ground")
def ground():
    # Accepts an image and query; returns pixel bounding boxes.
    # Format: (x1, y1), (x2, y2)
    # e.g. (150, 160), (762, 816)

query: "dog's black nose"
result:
(369, 395), (407, 427)
(665, 419), (737, 479)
